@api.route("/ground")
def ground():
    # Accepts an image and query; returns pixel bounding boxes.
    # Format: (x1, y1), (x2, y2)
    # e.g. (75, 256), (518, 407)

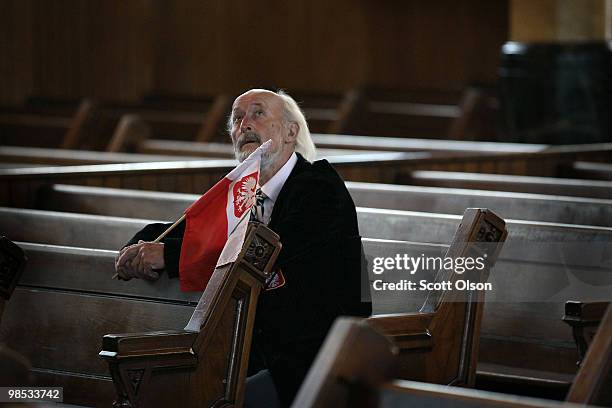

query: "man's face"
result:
(229, 90), (289, 166)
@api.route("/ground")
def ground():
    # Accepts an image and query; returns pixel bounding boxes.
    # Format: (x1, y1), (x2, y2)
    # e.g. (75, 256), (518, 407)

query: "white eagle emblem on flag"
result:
(232, 172), (258, 217)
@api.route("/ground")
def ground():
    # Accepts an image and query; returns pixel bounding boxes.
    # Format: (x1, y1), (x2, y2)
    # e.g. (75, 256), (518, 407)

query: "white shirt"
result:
(259, 152), (297, 224)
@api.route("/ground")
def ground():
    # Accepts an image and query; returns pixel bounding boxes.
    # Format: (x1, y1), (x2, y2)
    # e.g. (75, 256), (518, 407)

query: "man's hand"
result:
(115, 240), (165, 281)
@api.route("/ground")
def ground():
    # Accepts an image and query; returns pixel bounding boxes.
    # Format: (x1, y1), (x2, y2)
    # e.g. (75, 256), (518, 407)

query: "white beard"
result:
(234, 142), (282, 174)
(260, 146), (282, 173)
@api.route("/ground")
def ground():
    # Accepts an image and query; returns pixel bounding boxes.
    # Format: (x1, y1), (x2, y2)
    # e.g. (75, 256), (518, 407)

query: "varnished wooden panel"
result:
(0, 0), (508, 104)
(18, 242), (201, 303)
(30, 0), (153, 101)
(0, 0), (34, 105)
(0, 288), (194, 376)
(32, 369), (115, 408)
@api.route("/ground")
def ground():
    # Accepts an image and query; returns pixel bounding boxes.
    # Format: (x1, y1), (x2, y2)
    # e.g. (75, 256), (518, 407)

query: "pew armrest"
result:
(563, 300), (611, 364)
(99, 330), (199, 408)
(100, 330), (197, 363)
(366, 312), (435, 350)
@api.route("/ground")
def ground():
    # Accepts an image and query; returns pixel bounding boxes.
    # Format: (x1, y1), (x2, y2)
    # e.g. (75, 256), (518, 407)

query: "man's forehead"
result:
(232, 90), (281, 111)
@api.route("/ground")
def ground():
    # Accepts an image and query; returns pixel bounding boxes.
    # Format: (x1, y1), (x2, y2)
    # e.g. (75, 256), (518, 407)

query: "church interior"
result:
(0, 0), (611, 406)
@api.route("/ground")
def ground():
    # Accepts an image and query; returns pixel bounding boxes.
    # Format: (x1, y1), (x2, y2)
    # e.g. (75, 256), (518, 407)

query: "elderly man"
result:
(115, 89), (370, 407)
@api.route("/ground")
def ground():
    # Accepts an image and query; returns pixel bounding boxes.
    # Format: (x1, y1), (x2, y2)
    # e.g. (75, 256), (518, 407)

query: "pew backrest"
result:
(406, 170), (612, 200)
(35, 182), (612, 227)
(295, 318), (588, 408)
(566, 305), (612, 406)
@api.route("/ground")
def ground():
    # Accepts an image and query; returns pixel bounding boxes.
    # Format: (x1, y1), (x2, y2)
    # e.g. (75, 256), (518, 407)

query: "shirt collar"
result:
(260, 152), (297, 203)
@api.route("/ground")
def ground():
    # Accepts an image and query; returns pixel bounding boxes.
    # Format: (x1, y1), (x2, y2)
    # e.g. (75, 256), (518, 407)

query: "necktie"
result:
(250, 188), (267, 223)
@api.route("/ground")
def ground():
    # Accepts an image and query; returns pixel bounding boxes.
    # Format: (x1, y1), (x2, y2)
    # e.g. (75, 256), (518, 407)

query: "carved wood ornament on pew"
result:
(100, 223), (281, 408)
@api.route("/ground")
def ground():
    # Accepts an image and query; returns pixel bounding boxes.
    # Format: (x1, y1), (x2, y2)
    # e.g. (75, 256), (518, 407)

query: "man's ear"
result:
(286, 122), (299, 143)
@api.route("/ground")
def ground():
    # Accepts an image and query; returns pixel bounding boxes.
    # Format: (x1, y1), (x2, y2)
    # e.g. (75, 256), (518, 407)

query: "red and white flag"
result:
(179, 141), (271, 291)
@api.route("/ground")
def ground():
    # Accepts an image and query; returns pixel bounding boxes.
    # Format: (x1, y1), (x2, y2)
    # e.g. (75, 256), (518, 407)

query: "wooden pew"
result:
(563, 301), (610, 365)
(565, 304), (612, 406)
(26, 95), (230, 142)
(311, 133), (547, 154)
(4, 202), (609, 394)
(138, 134), (549, 157)
(331, 87), (463, 139)
(99, 223), (281, 407)
(0, 226), (471, 405)
(0, 207), (152, 250)
(0, 113), (72, 148)
(0, 99), (94, 150)
(294, 317), (594, 408)
(2, 95), (231, 150)
(6, 201), (611, 250)
(405, 170), (612, 200)
(138, 139), (373, 159)
(0, 146), (217, 166)
(0, 222), (278, 406)
(368, 208), (507, 387)
(2, 143), (612, 208)
(100, 98), (232, 145)
(568, 161), (612, 181)
(0, 145), (380, 169)
(98, 208), (505, 407)
(33, 181), (612, 228)
(298, 305), (612, 407)
(347, 182), (612, 227)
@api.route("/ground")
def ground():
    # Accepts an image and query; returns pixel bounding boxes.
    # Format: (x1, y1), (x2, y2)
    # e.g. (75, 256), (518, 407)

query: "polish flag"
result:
(179, 141), (271, 291)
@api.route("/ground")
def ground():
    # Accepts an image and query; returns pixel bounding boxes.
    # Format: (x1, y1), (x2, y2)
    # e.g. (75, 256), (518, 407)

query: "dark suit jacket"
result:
(126, 153), (370, 406)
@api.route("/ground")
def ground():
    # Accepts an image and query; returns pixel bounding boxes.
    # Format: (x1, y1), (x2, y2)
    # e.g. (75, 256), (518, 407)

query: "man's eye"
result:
(255, 110), (264, 116)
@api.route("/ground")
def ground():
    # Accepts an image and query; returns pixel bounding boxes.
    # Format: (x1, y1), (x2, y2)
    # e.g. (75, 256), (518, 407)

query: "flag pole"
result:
(112, 214), (186, 279)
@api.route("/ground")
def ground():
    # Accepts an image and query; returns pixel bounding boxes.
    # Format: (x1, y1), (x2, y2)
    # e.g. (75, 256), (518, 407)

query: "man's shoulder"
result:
(278, 156), (354, 211)
(291, 157), (345, 189)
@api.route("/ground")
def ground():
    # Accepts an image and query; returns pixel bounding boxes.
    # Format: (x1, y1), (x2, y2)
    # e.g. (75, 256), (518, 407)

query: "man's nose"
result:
(240, 117), (253, 133)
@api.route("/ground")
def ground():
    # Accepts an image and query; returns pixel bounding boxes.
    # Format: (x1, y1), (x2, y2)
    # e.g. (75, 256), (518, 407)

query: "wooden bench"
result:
(0, 146), (215, 166)
(0, 206), (501, 405)
(404, 170), (612, 199)
(563, 301), (611, 366)
(0, 145), (383, 169)
(565, 304), (612, 406)
(137, 139), (372, 159)
(2, 143), (612, 208)
(312, 133), (547, 154)
(32, 181), (612, 228)
(97, 208), (505, 406)
(5, 96), (231, 148)
(294, 317), (603, 408)
(328, 87), (463, 139)
(0, 99), (95, 150)
(0, 224), (275, 406)
(137, 134), (549, 157)
(567, 161), (612, 181)
(4, 202), (609, 395)
(0, 113), (72, 148)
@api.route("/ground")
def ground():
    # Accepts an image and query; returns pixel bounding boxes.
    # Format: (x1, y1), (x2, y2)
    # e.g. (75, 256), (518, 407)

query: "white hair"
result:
(228, 89), (317, 162)
(276, 90), (317, 162)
